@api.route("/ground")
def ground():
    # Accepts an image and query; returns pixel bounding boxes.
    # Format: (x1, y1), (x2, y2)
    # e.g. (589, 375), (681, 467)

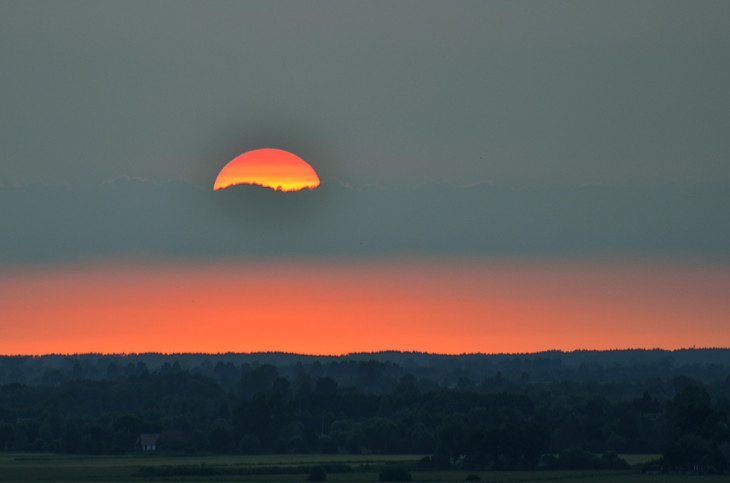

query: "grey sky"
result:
(2, 0), (729, 188)
(2, 180), (728, 264)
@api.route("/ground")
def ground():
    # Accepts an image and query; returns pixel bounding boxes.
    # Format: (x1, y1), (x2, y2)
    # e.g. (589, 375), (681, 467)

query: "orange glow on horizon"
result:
(1, 260), (729, 355)
(213, 148), (320, 192)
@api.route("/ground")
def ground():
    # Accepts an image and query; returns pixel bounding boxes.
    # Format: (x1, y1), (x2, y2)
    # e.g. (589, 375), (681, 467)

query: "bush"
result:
(662, 435), (727, 473)
(238, 434), (262, 454)
(600, 451), (630, 470)
(306, 466), (327, 481)
(465, 475), (481, 481)
(379, 467), (412, 481)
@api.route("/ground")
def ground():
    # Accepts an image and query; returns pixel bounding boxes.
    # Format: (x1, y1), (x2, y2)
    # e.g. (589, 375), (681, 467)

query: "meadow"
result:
(0, 453), (724, 483)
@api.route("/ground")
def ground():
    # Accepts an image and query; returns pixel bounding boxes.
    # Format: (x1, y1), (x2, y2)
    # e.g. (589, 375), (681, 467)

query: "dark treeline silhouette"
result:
(1, 350), (729, 473)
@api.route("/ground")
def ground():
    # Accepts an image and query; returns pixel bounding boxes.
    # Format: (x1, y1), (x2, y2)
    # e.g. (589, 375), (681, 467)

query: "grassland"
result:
(0, 453), (727, 483)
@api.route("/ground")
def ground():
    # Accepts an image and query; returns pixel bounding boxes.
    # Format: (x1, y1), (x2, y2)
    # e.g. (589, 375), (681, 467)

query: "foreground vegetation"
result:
(1, 351), (729, 476)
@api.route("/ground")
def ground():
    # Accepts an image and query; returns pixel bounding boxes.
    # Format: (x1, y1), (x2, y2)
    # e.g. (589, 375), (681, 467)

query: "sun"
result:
(213, 148), (320, 192)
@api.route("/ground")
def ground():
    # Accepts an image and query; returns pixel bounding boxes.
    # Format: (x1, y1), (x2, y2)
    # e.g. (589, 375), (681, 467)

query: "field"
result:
(0, 453), (728, 483)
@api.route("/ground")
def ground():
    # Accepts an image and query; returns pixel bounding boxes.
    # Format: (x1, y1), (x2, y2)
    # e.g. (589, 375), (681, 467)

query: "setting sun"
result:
(213, 148), (320, 192)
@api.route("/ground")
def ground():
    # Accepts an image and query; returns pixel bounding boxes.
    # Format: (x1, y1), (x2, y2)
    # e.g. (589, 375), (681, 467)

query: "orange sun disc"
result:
(213, 148), (321, 192)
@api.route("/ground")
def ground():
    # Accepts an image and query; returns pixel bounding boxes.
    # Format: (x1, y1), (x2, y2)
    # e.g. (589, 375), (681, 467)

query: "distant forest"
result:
(1, 350), (729, 473)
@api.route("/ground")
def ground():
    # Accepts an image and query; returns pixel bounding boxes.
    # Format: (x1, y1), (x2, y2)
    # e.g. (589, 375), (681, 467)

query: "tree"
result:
(306, 466), (327, 481)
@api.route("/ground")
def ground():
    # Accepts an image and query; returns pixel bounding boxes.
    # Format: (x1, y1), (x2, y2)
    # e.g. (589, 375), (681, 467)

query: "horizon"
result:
(2, 1), (730, 478)
(4, 347), (730, 358)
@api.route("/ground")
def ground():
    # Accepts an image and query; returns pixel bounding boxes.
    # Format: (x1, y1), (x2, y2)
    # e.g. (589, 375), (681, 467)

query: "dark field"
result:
(1, 453), (723, 483)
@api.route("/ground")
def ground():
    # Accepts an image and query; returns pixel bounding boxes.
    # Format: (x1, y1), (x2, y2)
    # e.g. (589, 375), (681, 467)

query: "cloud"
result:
(1, 180), (728, 265)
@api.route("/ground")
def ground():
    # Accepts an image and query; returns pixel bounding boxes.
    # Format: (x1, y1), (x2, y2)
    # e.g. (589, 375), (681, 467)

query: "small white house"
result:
(138, 433), (160, 452)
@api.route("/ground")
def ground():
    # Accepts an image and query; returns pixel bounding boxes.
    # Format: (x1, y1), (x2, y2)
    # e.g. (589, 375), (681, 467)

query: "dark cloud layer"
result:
(1, 180), (727, 264)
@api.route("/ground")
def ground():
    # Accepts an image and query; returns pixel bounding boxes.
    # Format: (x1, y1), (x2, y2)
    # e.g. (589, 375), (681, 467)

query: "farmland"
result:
(0, 453), (724, 482)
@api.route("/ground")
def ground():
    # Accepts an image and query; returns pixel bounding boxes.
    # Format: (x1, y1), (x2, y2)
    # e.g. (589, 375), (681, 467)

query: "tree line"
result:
(0, 353), (729, 473)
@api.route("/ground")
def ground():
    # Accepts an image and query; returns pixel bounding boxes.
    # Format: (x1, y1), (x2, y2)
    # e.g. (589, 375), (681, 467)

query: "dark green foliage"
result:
(465, 475), (481, 481)
(238, 434), (262, 454)
(0, 350), (729, 474)
(306, 465), (327, 481)
(379, 467), (412, 481)
(661, 435), (727, 474)
(600, 451), (632, 470)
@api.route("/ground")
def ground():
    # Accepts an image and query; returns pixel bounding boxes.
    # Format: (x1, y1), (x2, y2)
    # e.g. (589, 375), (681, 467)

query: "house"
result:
(138, 433), (160, 452)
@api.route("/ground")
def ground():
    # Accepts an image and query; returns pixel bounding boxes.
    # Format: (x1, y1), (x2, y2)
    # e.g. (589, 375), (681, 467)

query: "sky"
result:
(2, 260), (729, 354)
(1, 0), (729, 354)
